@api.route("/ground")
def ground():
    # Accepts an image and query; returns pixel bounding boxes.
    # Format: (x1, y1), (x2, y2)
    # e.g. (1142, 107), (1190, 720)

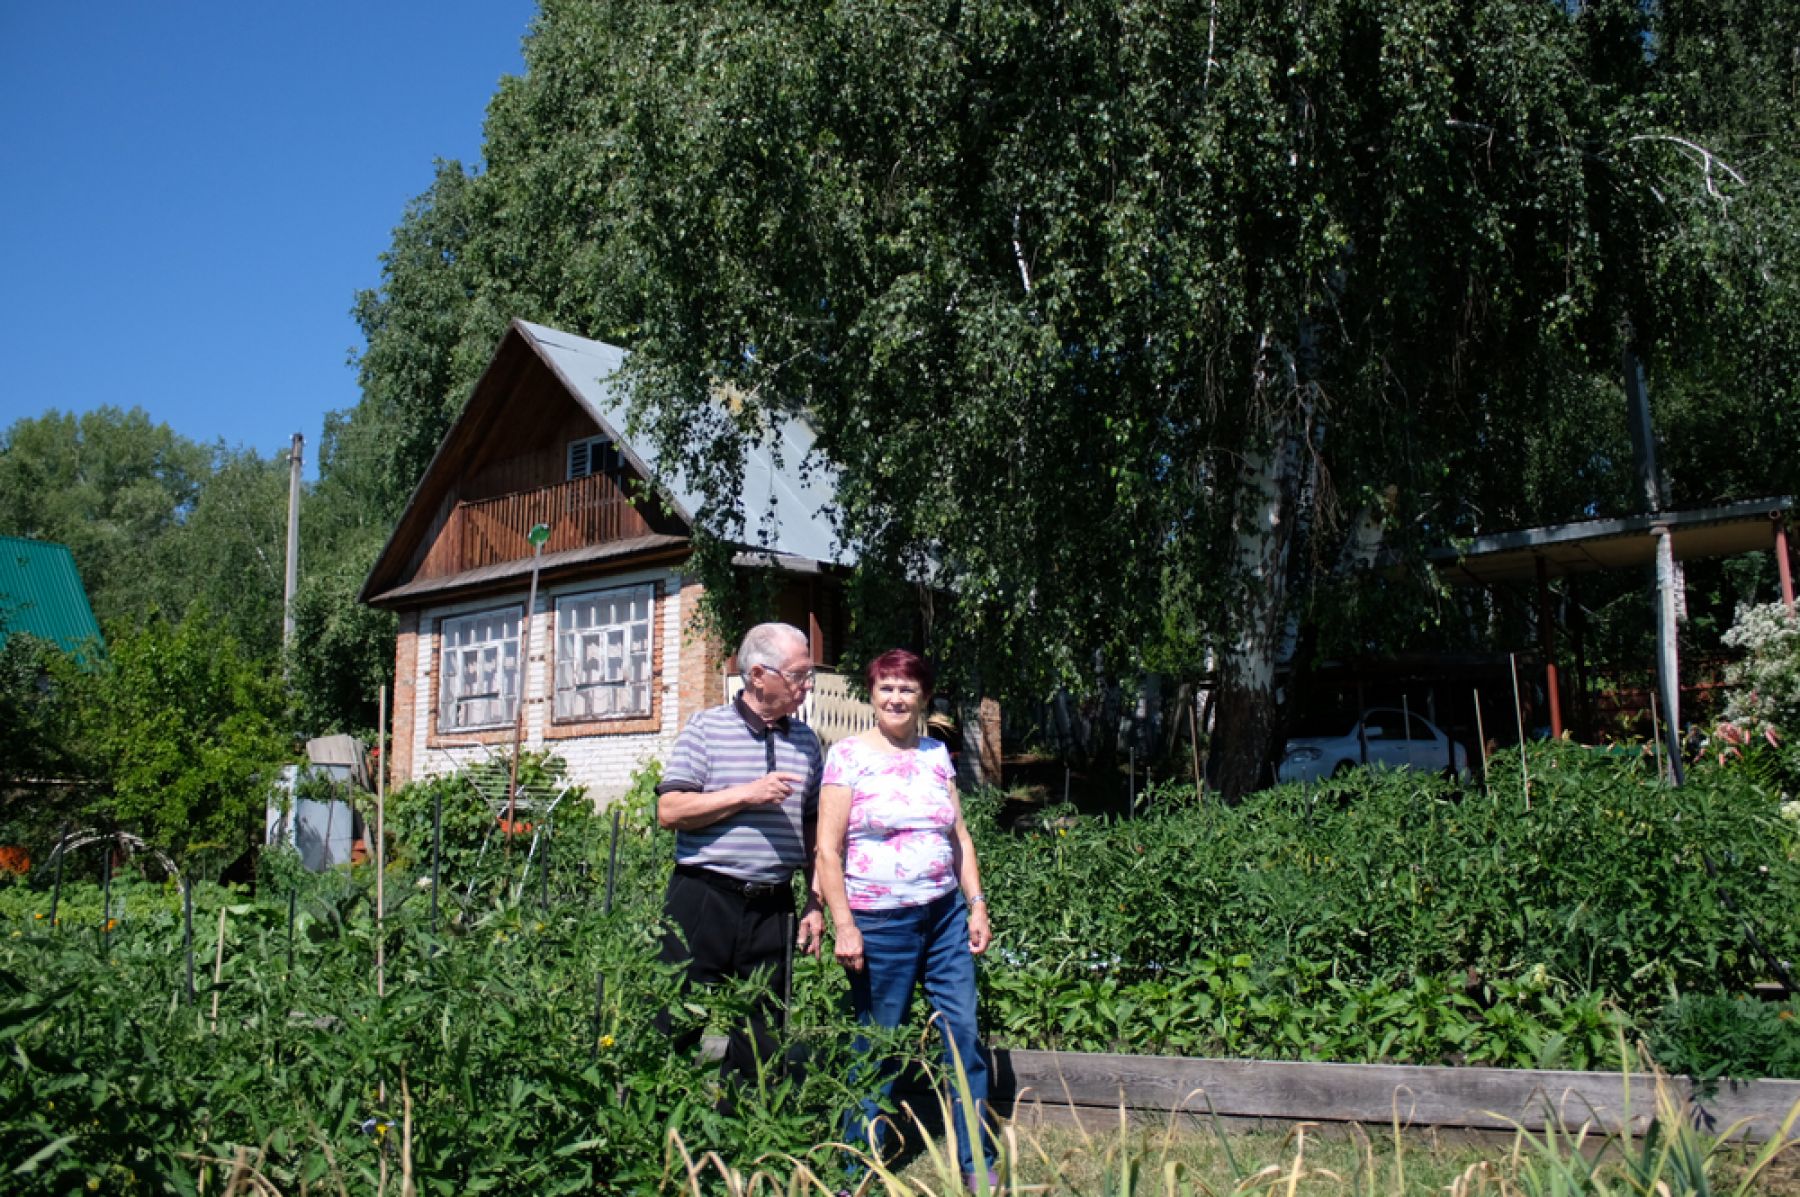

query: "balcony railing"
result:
(424, 473), (655, 579)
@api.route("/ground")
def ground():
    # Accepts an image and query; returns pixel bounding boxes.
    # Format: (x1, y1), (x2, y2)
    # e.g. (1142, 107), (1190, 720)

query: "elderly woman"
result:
(815, 649), (997, 1188)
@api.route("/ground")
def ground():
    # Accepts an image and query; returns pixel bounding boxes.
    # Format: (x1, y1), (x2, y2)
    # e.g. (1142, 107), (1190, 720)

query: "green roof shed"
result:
(0, 536), (102, 652)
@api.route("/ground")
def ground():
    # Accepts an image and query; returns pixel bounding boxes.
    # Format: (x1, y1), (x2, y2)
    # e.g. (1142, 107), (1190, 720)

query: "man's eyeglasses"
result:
(774, 665), (816, 686)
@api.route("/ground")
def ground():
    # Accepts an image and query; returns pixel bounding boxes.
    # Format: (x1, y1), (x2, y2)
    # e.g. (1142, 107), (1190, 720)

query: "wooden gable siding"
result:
(399, 352), (668, 586)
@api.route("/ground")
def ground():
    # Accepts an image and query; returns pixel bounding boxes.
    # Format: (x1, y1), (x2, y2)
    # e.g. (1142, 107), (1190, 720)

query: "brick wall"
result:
(676, 577), (727, 728)
(404, 565), (688, 805)
(390, 611), (420, 790)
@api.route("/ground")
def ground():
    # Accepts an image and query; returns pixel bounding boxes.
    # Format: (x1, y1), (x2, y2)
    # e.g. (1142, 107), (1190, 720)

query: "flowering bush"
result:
(1719, 602), (1800, 790)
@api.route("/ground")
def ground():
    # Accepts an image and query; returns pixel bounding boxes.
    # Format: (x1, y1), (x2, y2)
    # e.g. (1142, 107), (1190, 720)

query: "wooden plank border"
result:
(990, 1049), (1800, 1143)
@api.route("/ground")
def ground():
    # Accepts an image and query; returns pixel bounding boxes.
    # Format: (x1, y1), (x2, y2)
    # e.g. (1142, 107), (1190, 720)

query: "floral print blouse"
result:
(822, 735), (959, 911)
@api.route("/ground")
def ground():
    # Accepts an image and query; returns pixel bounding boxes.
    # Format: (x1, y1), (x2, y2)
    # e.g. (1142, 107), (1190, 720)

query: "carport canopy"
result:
(1430, 495), (1794, 586)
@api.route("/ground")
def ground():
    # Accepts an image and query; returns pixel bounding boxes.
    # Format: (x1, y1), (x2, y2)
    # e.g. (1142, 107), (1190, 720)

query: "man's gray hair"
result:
(737, 622), (809, 677)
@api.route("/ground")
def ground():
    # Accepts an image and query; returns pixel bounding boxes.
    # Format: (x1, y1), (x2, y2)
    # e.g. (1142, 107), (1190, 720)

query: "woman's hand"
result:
(834, 921), (866, 972)
(967, 905), (991, 955)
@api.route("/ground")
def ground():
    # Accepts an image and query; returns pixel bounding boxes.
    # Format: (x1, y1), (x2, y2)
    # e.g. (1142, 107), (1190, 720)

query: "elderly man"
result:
(654, 621), (826, 1083)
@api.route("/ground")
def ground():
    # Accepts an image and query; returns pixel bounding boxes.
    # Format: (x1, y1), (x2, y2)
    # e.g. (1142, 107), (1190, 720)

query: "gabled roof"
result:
(519, 321), (847, 567)
(0, 536), (102, 652)
(359, 320), (848, 606)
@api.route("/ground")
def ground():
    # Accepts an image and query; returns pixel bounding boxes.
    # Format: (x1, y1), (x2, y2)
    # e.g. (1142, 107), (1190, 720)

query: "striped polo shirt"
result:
(658, 696), (822, 885)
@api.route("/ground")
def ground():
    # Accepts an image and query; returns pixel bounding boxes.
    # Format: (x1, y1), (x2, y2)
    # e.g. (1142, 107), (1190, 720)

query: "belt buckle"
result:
(742, 879), (774, 898)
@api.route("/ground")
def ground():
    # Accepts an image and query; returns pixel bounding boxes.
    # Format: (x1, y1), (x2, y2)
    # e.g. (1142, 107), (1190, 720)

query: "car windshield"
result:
(1287, 709), (1358, 738)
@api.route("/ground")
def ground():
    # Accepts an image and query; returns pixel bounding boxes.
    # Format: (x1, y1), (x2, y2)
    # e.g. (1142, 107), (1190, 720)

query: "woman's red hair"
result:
(865, 648), (935, 695)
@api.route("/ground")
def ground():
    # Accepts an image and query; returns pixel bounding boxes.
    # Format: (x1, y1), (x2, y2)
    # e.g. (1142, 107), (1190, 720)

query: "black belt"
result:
(675, 863), (791, 901)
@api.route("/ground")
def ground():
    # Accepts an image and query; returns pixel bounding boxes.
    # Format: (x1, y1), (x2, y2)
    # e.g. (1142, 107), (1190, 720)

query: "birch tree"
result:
(334, 0), (1800, 790)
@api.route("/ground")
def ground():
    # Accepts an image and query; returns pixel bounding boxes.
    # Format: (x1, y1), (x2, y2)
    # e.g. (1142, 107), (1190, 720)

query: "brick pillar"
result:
(677, 578), (728, 726)
(390, 610), (420, 789)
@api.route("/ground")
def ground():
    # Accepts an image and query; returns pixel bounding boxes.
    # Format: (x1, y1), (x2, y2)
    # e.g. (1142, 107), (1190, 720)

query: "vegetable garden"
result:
(1, 744), (1797, 1193)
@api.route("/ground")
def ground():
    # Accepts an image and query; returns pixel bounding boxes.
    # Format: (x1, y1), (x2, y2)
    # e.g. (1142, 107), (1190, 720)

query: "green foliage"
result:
(964, 743), (1799, 1071)
(0, 634), (87, 792)
(76, 615), (289, 868)
(0, 408), (289, 650)
(0, 791), (874, 1195)
(1649, 994), (1800, 1088)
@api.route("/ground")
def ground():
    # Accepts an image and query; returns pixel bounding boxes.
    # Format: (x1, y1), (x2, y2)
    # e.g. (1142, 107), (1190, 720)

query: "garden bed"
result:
(988, 1048), (1800, 1142)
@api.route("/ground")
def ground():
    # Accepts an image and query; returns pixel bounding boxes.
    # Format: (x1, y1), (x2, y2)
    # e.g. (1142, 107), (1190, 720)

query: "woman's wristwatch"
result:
(966, 893), (987, 906)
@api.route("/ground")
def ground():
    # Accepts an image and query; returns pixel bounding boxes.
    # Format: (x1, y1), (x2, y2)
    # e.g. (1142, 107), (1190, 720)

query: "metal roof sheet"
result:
(1430, 496), (1794, 585)
(0, 536), (102, 651)
(366, 533), (689, 605)
(518, 321), (850, 568)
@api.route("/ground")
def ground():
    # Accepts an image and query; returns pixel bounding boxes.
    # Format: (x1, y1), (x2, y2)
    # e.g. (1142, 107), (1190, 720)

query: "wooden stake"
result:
(1472, 689), (1489, 791)
(377, 685), (387, 1001)
(208, 907), (228, 1033)
(1509, 653), (1530, 810)
(1650, 689), (1665, 784)
(1189, 693), (1203, 797)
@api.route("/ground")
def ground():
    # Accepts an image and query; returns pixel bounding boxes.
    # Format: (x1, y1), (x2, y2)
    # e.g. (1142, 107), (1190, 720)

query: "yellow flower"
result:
(86, 1178), (99, 1191)
(33, 912), (44, 920)
(104, 919), (118, 932)
(599, 1034), (615, 1050)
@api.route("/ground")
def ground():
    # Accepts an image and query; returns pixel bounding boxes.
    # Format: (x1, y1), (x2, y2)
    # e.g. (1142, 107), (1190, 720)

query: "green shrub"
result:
(1649, 993), (1800, 1085)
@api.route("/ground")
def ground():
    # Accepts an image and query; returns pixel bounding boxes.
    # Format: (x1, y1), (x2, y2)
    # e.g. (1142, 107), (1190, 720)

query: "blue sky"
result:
(0, 1), (538, 477)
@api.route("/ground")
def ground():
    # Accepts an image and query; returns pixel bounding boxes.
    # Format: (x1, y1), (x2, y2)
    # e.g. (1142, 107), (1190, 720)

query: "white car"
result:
(1278, 708), (1469, 783)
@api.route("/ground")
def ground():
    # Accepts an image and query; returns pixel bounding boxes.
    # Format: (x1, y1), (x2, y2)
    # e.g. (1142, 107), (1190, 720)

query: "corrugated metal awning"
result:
(366, 534), (688, 607)
(1431, 496), (1793, 585)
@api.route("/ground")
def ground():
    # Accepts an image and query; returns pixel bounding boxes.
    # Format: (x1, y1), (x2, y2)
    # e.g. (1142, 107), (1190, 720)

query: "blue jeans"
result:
(844, 890), (994, 1178)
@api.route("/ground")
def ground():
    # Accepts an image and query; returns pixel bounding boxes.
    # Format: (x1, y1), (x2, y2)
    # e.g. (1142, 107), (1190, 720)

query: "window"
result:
(555, 585), (654, 720)
(567, 435), (624, 482)
(438, 606), (522, 732)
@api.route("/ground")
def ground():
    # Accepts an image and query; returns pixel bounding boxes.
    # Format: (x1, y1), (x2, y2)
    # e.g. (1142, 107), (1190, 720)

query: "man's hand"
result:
(747, 771), (807, 805)
(796, 905), (824, 956)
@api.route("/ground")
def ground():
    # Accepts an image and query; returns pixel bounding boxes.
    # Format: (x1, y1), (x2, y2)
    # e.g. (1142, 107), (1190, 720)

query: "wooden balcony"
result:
(417, 473), (656, 580)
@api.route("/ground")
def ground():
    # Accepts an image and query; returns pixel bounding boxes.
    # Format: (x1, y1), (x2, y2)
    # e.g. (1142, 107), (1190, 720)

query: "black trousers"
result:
(655, 868), (794, 1084)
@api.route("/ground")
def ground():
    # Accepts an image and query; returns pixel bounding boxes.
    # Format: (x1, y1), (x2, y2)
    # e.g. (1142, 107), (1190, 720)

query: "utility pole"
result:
(283, 433), (303, 652)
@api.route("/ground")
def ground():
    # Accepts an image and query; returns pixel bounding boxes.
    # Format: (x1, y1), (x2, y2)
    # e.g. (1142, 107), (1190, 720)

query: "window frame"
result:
(552, 583), (656, 723)
(436, 604), (524, 734)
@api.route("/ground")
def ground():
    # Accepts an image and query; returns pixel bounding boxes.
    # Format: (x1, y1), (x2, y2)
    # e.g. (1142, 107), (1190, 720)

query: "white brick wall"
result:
(408, 565), (688, 807)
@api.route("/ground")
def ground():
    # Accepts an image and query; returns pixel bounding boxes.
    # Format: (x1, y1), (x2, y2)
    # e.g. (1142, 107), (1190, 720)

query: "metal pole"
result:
(505, 531), (550, 856)
(782, 910), (795, 1037)
(48, 827), (67, 929)
(282, 433), (303, 652)
(430, 789), (442, 934)
(1652, 525), (1686, 784)
(1777, 516), (1796, 617)
(538, 820), (551, 911)
(1536, 557), (1564, 739)
(100, 846), (113, 957)
(603, 808), (621, 916)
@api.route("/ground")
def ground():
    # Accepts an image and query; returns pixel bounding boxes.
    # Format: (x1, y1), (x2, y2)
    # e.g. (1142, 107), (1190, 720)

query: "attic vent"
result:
(567, 435), (622, 482)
